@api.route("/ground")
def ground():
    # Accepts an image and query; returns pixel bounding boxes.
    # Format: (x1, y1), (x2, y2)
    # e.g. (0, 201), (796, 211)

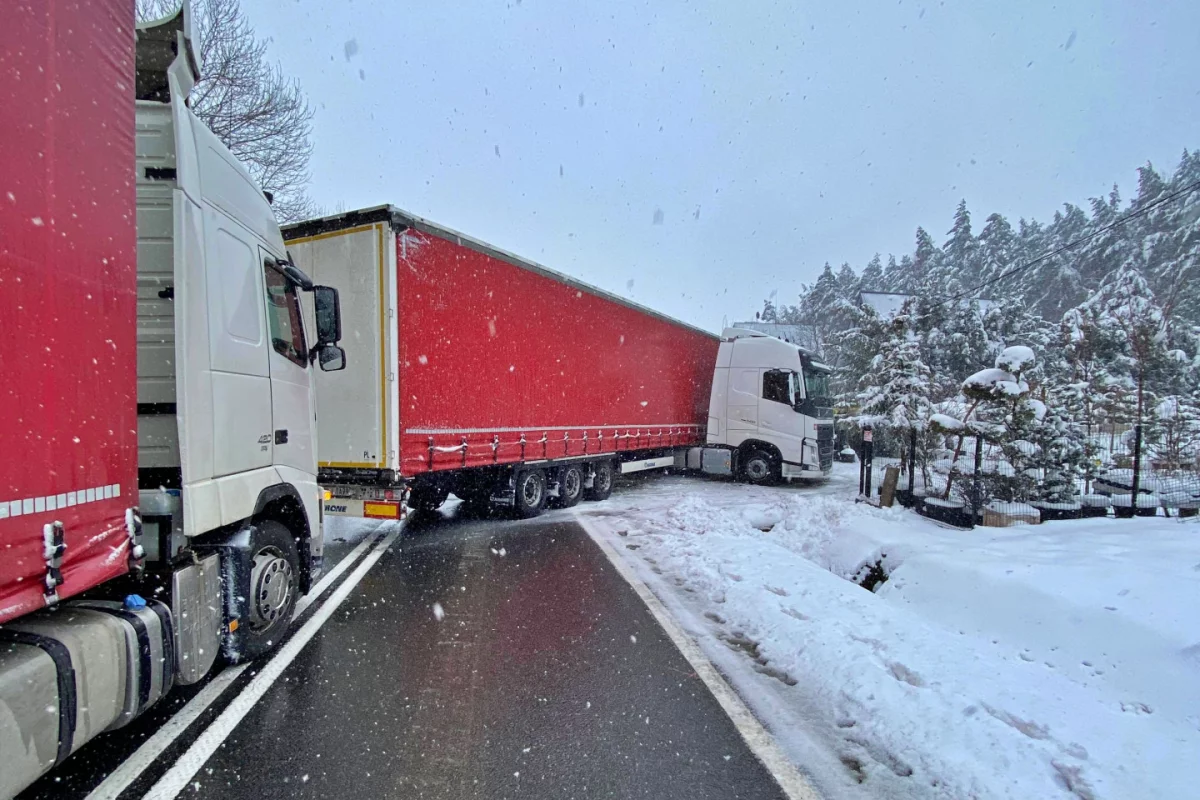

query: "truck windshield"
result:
(803, 370), (830, 400)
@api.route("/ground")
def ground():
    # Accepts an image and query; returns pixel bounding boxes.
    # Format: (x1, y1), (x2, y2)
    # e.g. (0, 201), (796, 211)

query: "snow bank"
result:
(983, 500), (1040, 517)
(584, 469), (1200, 800)
(1109, 493), (1163, 509)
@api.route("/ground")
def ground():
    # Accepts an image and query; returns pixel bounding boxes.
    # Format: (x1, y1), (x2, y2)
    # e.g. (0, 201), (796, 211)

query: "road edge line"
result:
(293, 525), (388, 619)
(575, 511), (823, 800)
(143, 526), (403, 800)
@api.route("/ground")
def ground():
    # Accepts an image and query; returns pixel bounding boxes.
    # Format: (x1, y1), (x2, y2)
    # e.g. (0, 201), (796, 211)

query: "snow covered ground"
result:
(578, 463), (1200, 800)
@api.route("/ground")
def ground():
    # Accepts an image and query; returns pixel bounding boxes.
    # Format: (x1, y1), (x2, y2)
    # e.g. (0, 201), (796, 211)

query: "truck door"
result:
(727, 368), (760, 431)
(758, 369), (805, 450)
(205, 226), (273, 477)
(262, 257), (316, 477)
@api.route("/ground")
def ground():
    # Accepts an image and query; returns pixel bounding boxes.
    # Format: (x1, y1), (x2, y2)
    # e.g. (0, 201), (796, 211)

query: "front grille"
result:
(816, 425), (834, 471)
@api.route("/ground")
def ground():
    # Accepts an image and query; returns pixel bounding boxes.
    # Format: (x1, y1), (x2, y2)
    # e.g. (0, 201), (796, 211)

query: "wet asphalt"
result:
(21, 505), (787, 800)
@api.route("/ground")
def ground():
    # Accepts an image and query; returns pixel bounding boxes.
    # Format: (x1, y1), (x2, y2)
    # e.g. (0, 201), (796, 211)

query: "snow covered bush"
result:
(1149, 394), (1200, 470)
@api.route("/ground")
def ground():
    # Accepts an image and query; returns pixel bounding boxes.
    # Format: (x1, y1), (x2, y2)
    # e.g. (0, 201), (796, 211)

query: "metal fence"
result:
(851, 417), (1200, 527)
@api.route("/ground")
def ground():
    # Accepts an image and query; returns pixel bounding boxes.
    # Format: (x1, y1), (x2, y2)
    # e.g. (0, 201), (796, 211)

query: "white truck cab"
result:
(134, 1), (346, 656)
(701, 328), (834, 482)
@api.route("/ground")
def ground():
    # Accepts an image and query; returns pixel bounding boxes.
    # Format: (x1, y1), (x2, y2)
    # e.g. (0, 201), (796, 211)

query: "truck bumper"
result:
(322, 484), (405, 520)
(782, 463), (829, 481)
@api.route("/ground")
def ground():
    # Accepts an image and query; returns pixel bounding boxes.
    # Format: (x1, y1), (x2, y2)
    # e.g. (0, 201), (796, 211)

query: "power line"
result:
(944, 178), (1200, 307)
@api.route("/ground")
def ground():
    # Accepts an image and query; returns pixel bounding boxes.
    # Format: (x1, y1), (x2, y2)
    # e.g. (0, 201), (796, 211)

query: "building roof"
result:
(729, 321), (822, 354)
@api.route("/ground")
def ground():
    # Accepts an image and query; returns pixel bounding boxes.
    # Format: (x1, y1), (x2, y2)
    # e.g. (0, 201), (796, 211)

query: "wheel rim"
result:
(521, 474), (543, 507)
(564, 469), (581, 498)
(597, 466), (611, 492)
(249, 546), (294, 631)
(747, 459), (770, 479)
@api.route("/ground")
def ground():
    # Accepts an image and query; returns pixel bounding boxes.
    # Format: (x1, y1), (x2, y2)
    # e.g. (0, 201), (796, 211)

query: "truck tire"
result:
(584, 461), (615, 501)
(513, 469), (547, 518)
(408, 484), (449, 513)
(551, 464), (584, 508)
(226, 520), (299, 662)
(741, 450), (779, 485)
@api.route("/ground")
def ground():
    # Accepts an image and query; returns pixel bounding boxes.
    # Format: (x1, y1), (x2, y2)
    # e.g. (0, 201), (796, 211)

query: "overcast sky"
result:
(244, 0), (1200, 333)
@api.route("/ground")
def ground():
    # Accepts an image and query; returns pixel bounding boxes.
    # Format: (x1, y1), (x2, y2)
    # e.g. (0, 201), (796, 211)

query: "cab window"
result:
(762, 370), (792, 405)
(264, 263), (308, 367)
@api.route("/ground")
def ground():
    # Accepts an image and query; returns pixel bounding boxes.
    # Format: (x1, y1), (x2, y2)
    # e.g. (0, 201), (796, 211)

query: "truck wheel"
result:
(408, 484), (449, 513)
(513, 469), (547, 518)
(227, 520), (299, 662)
(552, 464), (584, 508)
(741, 450), (779, 485)
(584, 461), (615, 501)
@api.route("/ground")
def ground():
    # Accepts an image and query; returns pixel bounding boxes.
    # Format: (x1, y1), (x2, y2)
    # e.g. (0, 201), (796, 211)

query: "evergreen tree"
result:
(799, 263), (852, 367)
(1149, 394), (1200, 470)
(1028, 203), (1088, 319)
(941, 199), (979, 289)
(835, 262), (859, 300)
(1082, 263), (1179, 492)
(860, 254), (885, 292)
(976, 212), (1016, 290)
(1028, 386), (1088, 502)
(1152, 151), (1200, 325)
(1059, 301), (1121, 490)
(850, 301), (933, 433)
(911, 227), (940, 294)
(883, 254), (903, 291)
(833, 306), (889, 416)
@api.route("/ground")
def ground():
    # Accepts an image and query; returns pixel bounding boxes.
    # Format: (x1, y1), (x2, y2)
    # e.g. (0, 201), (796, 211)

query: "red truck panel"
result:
(0, 0), (137, 623)
(396, 231), (719, 476)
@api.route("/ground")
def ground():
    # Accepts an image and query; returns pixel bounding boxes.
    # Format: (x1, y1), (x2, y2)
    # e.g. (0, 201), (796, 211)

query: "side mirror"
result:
(313, 285), (342, 345)
(317, 345), (347, 372)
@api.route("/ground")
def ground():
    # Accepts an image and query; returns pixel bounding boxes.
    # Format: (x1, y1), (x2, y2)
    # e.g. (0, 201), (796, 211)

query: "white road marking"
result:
(84, 664), (247, 800)
(143, 526), (403, 799)
(293, 526), (387, 619)
(84, 528), (386, 800)
(575, 512), (824, 800)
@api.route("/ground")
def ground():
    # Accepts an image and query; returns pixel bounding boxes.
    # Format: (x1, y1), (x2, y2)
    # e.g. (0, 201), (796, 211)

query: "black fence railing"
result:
(852, 419), (1200, 527)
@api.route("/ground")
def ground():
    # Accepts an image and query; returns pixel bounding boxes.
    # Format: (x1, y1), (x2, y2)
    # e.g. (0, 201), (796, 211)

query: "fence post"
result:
(972, 435), (983, 518)
(862, 426), (874, 498)
(908, 428), (917, 494)
(1130, 422), (1143, 509)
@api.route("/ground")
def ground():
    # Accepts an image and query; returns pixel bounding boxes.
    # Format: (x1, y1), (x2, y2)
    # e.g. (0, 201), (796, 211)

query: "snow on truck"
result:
(283, 206), (834, 519)
(0, 2), (345, 795)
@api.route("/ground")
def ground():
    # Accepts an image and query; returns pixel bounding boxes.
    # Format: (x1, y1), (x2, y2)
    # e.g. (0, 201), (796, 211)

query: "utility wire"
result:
(930, 178), (1200, 310)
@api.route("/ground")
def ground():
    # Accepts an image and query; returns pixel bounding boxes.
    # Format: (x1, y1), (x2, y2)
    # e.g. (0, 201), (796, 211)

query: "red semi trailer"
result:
(0, 4), (344, 794)
(284, 206), (834, 519)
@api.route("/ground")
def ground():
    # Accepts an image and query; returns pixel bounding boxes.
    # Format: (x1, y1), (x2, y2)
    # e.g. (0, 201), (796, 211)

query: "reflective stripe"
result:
(2, 484), (122, 519)
(405, 424), (703, 435)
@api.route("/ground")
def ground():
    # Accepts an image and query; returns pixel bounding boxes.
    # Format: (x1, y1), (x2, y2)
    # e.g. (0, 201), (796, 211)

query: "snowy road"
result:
(585, 465), (1200, 800)
(20, 503), (797, 799)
